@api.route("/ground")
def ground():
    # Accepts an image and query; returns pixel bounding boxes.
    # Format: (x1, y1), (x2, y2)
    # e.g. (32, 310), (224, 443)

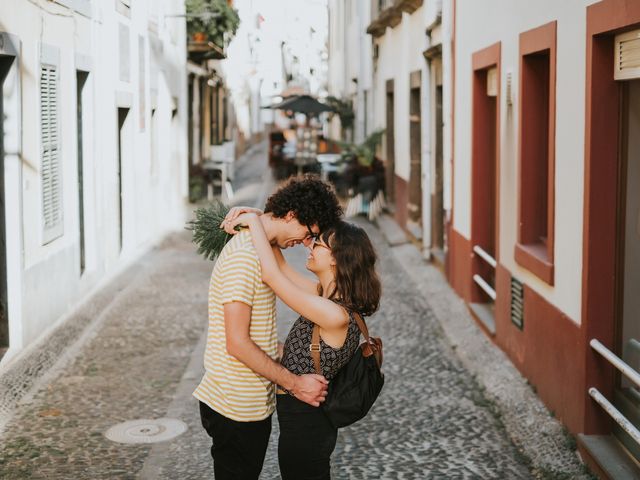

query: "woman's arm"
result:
(236, 214), (348, 331)
(271, 247), (318, 295)
(222, 207), (317, 294)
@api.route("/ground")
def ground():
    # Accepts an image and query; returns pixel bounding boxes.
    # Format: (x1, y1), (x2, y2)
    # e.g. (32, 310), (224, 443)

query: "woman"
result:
(223, 210), (381, 480)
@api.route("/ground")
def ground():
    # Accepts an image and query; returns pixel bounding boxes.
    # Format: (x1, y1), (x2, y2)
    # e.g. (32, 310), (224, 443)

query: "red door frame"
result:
(470, 43), (501, 303)
(582, 0), (640, 434)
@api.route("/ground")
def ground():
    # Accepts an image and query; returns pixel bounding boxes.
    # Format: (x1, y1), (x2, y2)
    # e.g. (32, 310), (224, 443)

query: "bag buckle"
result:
(309, 344), (321, 352)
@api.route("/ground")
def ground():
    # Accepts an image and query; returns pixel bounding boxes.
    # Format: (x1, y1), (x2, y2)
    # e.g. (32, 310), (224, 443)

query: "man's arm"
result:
(224, 302), (328, 406)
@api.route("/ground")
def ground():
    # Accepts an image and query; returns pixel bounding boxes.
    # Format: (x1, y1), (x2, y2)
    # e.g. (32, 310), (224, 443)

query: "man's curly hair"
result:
(264, 175), (342, 232)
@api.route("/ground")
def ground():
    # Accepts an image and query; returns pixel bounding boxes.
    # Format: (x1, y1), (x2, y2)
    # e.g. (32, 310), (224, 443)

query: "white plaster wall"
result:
(454, 0), (600, 324)
(0, 0), (188, 361)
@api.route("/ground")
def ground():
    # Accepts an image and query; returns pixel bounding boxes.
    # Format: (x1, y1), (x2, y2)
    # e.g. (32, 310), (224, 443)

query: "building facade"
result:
(329, 0), (640, 474)
(0, 0), (189, 365)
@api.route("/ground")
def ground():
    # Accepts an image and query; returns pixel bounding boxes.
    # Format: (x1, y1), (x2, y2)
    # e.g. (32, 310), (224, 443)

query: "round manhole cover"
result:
(105, 418), (188, 444)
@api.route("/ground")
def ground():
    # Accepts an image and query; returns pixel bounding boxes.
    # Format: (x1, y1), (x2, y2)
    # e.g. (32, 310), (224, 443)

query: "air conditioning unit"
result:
(615, 30), (640, 81)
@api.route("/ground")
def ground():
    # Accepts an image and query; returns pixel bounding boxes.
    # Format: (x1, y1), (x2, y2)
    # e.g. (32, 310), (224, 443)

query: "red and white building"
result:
(328, 0), (640, 475)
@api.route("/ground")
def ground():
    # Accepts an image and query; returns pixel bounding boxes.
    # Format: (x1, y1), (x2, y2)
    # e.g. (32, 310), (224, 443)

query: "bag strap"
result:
(310, 311), (370, 376)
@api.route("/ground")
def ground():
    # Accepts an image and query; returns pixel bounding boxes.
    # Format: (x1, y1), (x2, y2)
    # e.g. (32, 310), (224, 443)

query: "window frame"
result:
(40, 44), (63, 245)
(514, 21), (557, 285)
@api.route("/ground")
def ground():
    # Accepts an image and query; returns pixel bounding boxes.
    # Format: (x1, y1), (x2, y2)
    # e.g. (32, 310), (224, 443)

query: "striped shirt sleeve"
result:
(219, 247), (260, 307)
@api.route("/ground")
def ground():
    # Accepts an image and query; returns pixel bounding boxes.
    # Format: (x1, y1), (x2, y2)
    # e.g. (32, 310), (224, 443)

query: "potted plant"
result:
(326, 96), (355, 141)
(186, 0), (240, 48)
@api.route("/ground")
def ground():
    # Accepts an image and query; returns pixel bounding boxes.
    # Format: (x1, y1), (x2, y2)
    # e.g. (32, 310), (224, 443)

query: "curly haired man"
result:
(194, 175), (342, 479)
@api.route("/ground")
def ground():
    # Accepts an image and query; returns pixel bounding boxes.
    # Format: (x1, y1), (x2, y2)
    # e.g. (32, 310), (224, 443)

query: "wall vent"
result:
(510, 277), (524, 330)
(615, 30), (640, 81)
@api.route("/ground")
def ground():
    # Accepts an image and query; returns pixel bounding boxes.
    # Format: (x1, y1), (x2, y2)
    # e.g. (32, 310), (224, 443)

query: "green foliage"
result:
(338, 129), (385, 167)
(186, 201), (235, 261)
(326, 96), (355, 137)
(186, 0), (240, 48)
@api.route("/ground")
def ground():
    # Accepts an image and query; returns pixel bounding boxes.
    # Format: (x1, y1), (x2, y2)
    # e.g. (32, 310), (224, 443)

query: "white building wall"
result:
(454, 0), (599, 323)
(373, 8), (428, 182)
(0, 0), (188, 364)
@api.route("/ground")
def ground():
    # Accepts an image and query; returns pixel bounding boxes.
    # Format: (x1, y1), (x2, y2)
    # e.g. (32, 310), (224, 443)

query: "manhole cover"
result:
(105, 418), (188, 444)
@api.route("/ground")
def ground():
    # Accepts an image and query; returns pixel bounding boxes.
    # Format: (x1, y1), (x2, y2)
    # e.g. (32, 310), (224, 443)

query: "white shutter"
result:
(615, 30), (640, 81)
(41, 64), (63, 243)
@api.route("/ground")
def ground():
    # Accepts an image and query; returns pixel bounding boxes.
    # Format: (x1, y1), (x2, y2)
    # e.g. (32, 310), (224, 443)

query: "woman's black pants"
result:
(277, 394), (338, 480)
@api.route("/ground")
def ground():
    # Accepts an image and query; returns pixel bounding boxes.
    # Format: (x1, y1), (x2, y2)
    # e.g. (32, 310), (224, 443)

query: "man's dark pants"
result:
(199, 401), (272, 479)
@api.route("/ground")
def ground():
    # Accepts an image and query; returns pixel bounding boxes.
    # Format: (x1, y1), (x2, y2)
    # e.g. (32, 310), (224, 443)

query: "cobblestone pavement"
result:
(0, 144), (548, 479)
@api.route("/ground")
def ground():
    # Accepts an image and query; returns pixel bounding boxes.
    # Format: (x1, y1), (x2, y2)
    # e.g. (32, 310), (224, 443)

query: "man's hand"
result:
(290, 374), (329, 407)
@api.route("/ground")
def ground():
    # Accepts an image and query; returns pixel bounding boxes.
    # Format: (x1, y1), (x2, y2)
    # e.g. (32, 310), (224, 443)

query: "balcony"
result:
(393, 0), (423, 14)
(367, 0), (402, 38)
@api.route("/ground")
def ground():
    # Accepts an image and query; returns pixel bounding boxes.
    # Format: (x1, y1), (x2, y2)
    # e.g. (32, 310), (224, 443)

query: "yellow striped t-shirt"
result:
(193, 230), (277, 422)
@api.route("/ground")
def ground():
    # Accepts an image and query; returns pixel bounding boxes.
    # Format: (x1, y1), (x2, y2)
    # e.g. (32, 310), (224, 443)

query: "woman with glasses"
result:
(222, 208), (381, 480)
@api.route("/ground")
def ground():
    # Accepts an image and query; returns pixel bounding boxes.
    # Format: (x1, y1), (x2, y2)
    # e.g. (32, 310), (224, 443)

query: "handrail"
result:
(626, 338), (640, 356)
(589, 387), (640, 446)
(473, 274), (496, 300)
(473, 245), (497, 269)
(591, 339), (640, 390)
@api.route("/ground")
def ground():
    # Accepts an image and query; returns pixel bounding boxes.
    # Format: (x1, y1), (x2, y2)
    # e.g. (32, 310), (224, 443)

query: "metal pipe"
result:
(473, 245), (497, 269)
(626, 338), (640, 356)
(472, 274), (496, 300)
(590, 339), (640, 390)
(589, 387), (640, 446)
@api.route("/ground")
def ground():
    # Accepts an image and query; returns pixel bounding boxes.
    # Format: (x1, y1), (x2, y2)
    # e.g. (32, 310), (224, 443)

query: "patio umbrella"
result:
(270, 95), (334, 115)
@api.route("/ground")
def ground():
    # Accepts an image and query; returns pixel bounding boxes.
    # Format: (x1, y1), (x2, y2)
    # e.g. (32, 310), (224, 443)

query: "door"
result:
(470, 62), (499, 329)
(117, 107), (131, 252)
(77, 72), (88, 274)
(614, 79), (640, 460)
(385, 80), (395, 203)
(409, 73), (422, 227)
(0, 57), (10, 357)
(431, 57), (445, 262)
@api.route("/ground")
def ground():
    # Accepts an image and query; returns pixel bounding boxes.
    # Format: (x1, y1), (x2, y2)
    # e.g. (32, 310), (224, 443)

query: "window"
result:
(41, 60), (63, 244)
(515, 21), (556, 285)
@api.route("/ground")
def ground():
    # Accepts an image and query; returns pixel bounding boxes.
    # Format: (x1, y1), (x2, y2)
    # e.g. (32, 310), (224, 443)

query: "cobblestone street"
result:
(0, 145), (585, 479)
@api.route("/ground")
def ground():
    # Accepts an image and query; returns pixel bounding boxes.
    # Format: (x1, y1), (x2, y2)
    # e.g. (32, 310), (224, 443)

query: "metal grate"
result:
(510, 277), (524, 330)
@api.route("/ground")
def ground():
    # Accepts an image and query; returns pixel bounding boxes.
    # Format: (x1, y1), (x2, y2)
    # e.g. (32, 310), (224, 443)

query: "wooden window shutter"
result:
(41, 63), (63, 243)
(615, 30), (640, 81)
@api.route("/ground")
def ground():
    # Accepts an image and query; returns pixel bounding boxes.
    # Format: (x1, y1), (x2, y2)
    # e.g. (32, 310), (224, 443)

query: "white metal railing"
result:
(589, 338), (640, 447)
(472, 245), (497, 300)
(472, 274), (496, 300)
(473, 245), (497, 268)
(591, 339), (640, 388)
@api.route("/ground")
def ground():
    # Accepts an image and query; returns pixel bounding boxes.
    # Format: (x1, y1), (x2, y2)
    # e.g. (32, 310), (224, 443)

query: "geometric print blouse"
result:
(280, 311), (361, 380)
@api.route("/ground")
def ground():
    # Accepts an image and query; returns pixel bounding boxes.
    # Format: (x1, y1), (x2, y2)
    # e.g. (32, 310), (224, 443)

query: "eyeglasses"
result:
(306, 226), (319, 242)
(311, 236), (330, 250)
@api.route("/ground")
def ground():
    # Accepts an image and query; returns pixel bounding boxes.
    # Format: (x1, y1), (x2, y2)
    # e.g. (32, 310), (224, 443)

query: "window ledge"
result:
(514, 242), (554, 285)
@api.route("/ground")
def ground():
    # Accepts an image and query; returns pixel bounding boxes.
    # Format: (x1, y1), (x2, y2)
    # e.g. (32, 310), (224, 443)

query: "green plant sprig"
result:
(186, 201), (236, 261)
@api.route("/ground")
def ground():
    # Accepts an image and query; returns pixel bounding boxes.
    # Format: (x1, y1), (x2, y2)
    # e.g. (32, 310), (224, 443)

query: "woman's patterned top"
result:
(280, 311), (361, 380)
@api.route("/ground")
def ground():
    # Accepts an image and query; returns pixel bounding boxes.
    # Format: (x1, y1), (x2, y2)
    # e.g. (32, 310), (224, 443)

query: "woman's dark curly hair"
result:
(264, 174), (343, 232)
(319, 221), (381, 317)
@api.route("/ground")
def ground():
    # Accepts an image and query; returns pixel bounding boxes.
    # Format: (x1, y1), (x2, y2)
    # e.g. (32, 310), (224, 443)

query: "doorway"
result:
(430, 58), (445, 264)
(470, 44), (501, 334)
(613, 79), (640, 461)
(117, 107), (131, 252)
(385, 79), (395, 204)
(408, 71), (422, 237)
(76, 71), (88, 274)
(0, 56), (11, 358)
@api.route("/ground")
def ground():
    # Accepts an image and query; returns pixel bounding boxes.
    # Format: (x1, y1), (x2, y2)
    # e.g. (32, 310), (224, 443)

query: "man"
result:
(193, 175), (343, 479)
